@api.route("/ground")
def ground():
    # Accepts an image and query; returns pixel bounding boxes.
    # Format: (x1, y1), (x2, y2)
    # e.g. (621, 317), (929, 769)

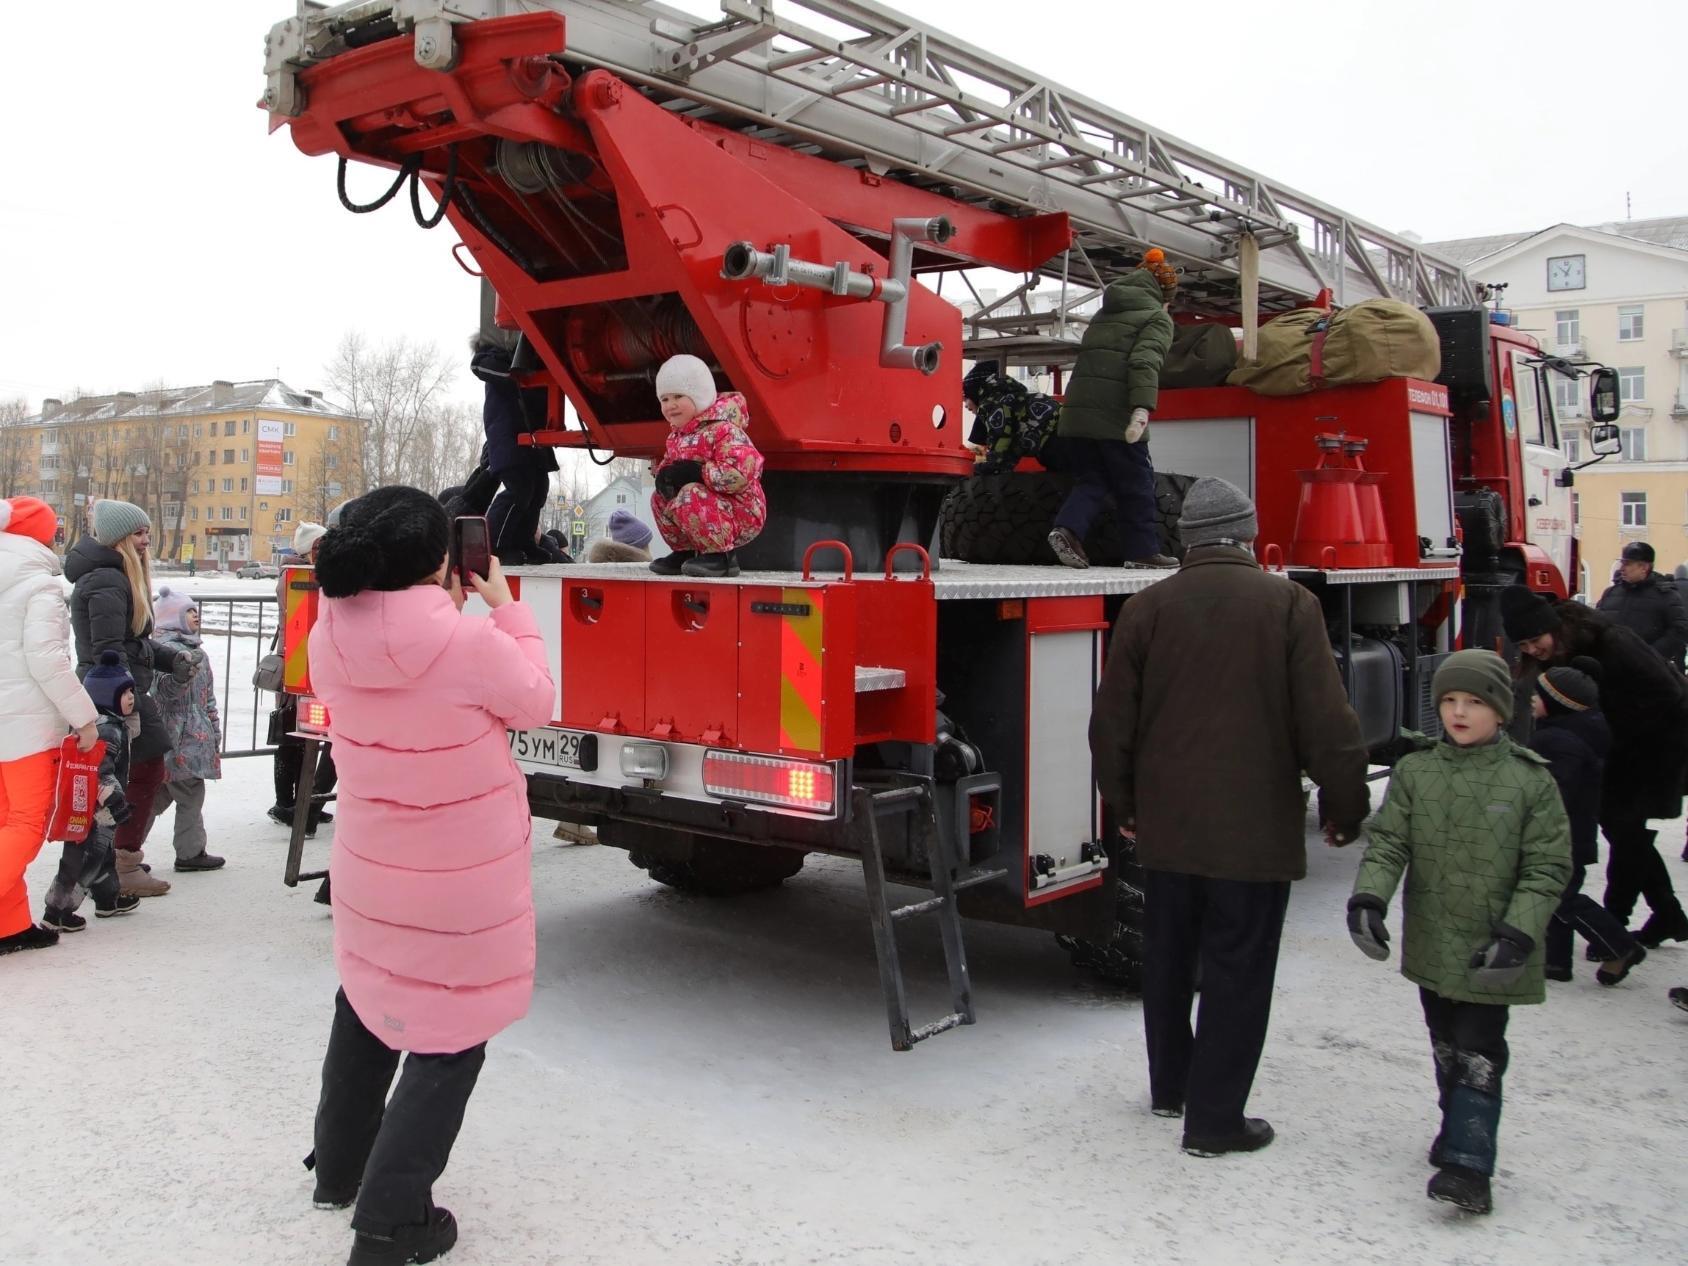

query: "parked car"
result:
(237, 562), (280, 579)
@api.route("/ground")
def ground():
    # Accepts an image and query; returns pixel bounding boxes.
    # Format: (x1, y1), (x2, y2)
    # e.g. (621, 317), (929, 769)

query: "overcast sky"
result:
(2, 0), (1684, 413)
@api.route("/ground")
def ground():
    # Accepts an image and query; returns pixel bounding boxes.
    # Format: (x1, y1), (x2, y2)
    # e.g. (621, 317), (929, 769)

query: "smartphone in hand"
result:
(451, 515), (491, 582)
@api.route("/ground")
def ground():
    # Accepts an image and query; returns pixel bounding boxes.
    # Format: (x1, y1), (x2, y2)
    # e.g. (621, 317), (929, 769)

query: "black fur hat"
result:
(315, 485), (450, 599)
(1500, 585), (1561, 643)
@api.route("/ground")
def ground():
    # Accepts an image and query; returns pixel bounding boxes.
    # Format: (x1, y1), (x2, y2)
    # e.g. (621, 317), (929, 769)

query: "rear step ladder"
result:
(856, 784), (1005, 1051)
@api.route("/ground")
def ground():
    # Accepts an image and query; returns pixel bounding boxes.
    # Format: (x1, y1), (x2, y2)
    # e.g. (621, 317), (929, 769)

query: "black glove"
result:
(1469, 919), (1534, 988)
(655, 460), (705, 500)
(1346, 894), (1390, 961)
(107, 795), (134, 826)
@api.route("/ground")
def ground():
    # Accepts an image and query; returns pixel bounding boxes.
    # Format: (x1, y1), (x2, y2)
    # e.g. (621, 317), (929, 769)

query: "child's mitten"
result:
(1469, 920), (1534, 987)
(1346, 894), (1390, 961)
(656, 460), (705, 499)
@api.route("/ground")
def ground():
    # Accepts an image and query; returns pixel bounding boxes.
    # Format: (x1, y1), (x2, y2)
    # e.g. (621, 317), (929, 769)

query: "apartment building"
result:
(3, 380), (361, 568)
(1429, 216), (1688, 593)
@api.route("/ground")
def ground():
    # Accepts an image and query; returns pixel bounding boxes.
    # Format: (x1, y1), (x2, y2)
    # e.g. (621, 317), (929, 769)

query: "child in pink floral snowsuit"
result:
(649, 354), (766, 578)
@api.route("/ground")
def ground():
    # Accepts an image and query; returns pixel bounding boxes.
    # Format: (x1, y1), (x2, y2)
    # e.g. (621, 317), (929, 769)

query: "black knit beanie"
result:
(84, 649), (136, 716)
(1500, 585), (1561, 643)
(1536, 656), (1602, 715)
(314, 485), (450, 599)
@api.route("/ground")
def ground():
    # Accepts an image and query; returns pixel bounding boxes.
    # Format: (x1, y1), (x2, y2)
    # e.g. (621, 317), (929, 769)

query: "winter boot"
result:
(0, 924), (59, 955)
(1636, 906), (1688, 949)
(94, 893), (142, 918)
(1123, 553), (1180, 569)
(648, 551), (694, 576)
(1428, 1165), (1492, 1214)
(1181, 1118), (1275, 1157)
(117, 850), (170, 898)
(175, 851), (227, 872)
(1047, 527), (1090, 569)
(680, 552), (737, 578)
(41, 906), (87, 934)
(1596, 943), (1647, 987)
(1670, 986), (1688, 1013)
(346, 1207), (458, 1266)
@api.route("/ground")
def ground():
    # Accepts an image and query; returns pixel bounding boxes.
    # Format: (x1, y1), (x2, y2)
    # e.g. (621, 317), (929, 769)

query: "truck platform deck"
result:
(509, 559), (1462, 597)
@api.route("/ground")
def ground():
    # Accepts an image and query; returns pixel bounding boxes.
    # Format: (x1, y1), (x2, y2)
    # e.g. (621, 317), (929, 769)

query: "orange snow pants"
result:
(0, 748), (59, 937)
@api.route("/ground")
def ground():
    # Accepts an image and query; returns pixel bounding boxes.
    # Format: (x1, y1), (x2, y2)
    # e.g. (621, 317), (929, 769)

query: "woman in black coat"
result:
(1505, 587), (1688, 946)
(66, 501), (197, 896)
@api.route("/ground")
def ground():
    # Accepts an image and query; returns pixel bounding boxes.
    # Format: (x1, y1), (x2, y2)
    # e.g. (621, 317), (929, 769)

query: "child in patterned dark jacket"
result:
(42, 652), (144, 928)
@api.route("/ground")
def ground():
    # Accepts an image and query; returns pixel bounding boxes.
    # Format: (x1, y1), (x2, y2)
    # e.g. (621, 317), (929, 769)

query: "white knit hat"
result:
(292, 522), (327, 555)
(654, 354), (718, 413)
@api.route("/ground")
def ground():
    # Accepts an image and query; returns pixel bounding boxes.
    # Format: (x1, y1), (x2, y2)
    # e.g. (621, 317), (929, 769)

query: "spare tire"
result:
(941, 470), (1195, 566)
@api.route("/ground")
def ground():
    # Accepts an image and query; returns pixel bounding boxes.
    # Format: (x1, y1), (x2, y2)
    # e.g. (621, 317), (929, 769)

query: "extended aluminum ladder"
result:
(265, 0), (1475, 325)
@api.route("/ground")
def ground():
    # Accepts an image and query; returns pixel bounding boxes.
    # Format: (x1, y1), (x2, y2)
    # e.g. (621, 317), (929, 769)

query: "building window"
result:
(1552, 374), (1581, 417)
(208, 450), (217, 465)
(222, 478), (233, 492)
(1619, 368), (1646, 403)
(1618, 305), (1645, 342)
(276, 508), (292, 523)
(328, 426), (339, 441)
(190, 506), (198, 521)
(1620, 428), (1647, 462)
(1564, 431), (1583, 464)
(240, 477), (249, 492)
(241, 448), (249, 462)
(284, 422), (297, 437)
(1554, 309), (1580, 348)
(194, 424), (202, 438)
(283, 450), (295, 466)
(191, 480), (199, 494)
(281, 479), (294, 493)
(223, 448), (236, 464)
(177, 424), (188, 440)
(326, 454), (339, 469)
(239, 506), (248, 521)
(242, 419), (251, 434)
(192, 451), (200, 465)
(224, 420), (236, 436)
(1621, 491), (1647, 528)
(222, 506), (233, 521)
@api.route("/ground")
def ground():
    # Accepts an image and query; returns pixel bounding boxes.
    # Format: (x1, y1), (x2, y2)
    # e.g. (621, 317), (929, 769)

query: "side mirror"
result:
(1590, 422), (1622, 456)
(1590, 367), (1621, 423)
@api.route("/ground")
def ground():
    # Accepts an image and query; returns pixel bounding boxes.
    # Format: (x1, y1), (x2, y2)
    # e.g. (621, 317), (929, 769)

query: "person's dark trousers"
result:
(45, 826), (119, 911)
(311, 989), (487, 1237)
(112, 757), (167, 853)
(1140, 869), (1290, 1135)
(1600, 817), (1684, 926)
(1420, 988), (1508, 1177)
(1547, 863), (1639, 971)
(487, 460), (551, 558)
(1052, 437), (1160, 559)
(274, 723), (338, 823)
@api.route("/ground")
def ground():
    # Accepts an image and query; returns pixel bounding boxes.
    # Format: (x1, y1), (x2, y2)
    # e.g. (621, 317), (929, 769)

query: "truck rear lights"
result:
(703, 751), (838, 816)
(297, 696), (331, 736)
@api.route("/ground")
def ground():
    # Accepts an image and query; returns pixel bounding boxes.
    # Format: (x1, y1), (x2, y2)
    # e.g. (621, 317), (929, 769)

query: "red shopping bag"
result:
(45, 735), (106, 843)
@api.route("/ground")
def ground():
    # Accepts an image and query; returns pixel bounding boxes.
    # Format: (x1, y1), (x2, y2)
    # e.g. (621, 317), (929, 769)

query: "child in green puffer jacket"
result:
(1346, 649), (1571, 1216)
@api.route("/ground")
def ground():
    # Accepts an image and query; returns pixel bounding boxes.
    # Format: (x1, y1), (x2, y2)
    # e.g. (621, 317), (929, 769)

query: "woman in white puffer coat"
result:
(0, 497), (99, 955)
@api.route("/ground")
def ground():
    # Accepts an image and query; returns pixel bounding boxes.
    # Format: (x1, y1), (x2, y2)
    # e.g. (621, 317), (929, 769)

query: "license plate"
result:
(508, 727), (595, 772)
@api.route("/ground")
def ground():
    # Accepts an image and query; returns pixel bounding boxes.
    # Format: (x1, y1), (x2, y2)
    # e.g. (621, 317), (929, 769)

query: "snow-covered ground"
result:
(4, 754), (1686, 1266)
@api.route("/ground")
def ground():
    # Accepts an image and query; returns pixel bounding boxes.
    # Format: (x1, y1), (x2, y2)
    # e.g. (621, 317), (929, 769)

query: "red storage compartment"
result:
(644, 584), (740, 745)
(560, 579), (646, 733)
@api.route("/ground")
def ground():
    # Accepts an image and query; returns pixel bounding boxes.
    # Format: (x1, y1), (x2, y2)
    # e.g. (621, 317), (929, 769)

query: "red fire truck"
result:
(263, 0), (1620, 1048)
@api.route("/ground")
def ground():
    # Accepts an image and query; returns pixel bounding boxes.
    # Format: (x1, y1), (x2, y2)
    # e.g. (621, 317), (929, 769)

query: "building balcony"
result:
(1671, 329), (1688, 358)
(1673, 393), (1688, 420)
(1553, 337), (1586, 359)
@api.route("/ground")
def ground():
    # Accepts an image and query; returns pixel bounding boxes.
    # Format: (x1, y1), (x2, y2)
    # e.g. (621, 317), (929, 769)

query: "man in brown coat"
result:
(1091, 477), (1369, 1156)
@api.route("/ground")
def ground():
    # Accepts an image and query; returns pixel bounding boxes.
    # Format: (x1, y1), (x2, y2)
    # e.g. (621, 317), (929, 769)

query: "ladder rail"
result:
(264, 0), (1476, 312)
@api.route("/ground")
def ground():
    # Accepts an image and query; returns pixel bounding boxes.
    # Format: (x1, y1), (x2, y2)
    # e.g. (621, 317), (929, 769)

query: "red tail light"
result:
(297, 696), (331, 735)
(703, 751), (838, 816)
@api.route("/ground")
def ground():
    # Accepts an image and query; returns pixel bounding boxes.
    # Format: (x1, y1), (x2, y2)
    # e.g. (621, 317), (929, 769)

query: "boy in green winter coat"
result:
(1347, 650), (1571, 1216)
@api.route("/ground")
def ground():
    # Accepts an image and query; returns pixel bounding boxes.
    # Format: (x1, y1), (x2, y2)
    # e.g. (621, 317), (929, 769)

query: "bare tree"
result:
(297, 423), (366, 525)
(326, 333), (459, 490)
(0, 399), (30, 499)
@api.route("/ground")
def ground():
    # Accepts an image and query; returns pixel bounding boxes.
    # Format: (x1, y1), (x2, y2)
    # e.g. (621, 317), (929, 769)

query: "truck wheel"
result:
(940, 470), (1194, 566)
(626, 833), (807, 896)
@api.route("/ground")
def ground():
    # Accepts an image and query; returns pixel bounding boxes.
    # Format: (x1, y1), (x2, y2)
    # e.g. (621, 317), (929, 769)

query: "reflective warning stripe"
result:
(779, 587), (823, 752)
(282, 571), (314, 693)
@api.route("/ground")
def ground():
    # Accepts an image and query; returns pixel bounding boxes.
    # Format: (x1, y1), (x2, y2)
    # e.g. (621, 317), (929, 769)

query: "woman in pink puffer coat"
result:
(301, 486), (553, 1266)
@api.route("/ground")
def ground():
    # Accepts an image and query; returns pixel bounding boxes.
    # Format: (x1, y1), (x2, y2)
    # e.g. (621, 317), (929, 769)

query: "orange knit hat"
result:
(1137, 248), (1179, 298)
(0, 496), (57, 546)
